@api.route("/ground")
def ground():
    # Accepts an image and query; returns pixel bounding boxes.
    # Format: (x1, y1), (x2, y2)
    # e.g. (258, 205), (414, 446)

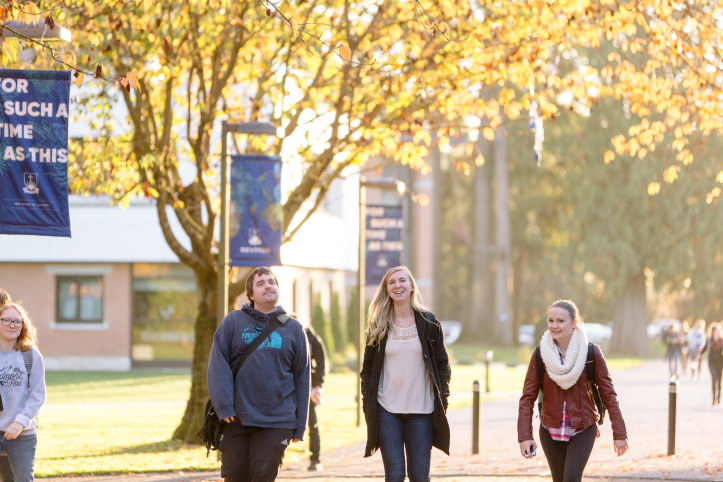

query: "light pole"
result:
(356, 176), (405, 427)
(217, 121), (277, 325)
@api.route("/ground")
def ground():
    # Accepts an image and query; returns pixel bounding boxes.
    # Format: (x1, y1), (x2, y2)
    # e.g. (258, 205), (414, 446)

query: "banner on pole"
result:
(0, 69), (71, 237)
(365, 205), (404, 285)
(229, 155), (282, 267)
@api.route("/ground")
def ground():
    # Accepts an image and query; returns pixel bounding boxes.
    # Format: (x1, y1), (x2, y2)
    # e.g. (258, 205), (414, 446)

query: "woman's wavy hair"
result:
(0, 303), (37, 352)
(366, 266), (427, 346)
(548, 299), (585, 325)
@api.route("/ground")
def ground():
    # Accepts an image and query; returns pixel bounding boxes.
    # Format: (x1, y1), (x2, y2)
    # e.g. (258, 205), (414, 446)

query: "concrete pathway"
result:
(41, 358), (723, 481)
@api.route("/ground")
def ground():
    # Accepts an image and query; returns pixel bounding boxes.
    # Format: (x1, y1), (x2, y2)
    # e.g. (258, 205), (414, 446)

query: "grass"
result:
(36, 342), (656, 477)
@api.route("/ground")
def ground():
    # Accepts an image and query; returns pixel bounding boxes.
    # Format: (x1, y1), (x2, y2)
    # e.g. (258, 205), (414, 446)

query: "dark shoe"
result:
(308, 461), (323, 471)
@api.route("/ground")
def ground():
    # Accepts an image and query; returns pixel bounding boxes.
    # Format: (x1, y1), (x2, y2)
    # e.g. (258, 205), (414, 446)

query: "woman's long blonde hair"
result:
(0, 303), (38, 352)
(366, 266), (427, 346)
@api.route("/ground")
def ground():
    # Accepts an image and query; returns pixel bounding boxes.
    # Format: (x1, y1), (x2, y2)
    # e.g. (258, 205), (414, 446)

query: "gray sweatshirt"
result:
(208, 305), (310, 440)
(0, 348), (45, 434)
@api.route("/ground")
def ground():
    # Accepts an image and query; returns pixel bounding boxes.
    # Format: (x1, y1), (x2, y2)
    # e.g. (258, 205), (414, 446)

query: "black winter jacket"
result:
(360, 309), (451, 457)
(305, 327), (327, 388)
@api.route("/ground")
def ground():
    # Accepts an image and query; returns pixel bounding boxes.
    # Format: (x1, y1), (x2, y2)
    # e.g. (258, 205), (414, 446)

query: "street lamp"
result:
(356, 176), (405, 427)
(1, 20), (72, 42)
(217, 121), (278, 324)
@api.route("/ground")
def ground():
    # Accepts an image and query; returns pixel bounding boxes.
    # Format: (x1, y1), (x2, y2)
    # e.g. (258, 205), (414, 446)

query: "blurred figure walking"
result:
(701, 323), (723, 405)
(361, 266), (451, 482)
(680, 321), (690, 376)
(662, 323), (682, 379)
(518, 300), (628, 482)
(687, 320), (706, 380)
(304, 326), (327, 471)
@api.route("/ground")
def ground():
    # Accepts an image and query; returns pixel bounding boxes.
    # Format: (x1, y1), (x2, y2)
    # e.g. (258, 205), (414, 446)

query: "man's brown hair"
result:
(0, 288), (10, 306)
(245, 267), (280, 308)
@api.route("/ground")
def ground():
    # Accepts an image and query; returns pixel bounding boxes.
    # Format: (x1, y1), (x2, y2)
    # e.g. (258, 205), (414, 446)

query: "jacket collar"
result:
(241, 304), (286, 324)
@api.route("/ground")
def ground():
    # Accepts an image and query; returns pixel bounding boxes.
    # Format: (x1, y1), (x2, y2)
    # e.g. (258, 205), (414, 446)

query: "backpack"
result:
(534, 342), (606, 425)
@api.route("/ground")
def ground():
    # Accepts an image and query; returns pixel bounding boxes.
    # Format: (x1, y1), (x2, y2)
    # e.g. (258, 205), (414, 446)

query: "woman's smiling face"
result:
(386, 270), (413, 304)
(547, 306), (576, 342)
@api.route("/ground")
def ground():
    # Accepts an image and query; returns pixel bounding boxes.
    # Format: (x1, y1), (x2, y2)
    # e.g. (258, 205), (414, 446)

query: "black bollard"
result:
(668, 380), (678, 456)
(472, 380), (480, 455)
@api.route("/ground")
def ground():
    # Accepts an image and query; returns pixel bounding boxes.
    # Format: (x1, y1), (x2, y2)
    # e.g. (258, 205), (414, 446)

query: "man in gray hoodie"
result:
(208, 267), (310, 482)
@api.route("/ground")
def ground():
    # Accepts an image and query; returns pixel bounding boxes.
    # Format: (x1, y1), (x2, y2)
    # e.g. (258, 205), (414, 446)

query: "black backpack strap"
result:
(585, 342), (596, 385)
(232, 314), (290, 380)
(534, 346), (544, 390)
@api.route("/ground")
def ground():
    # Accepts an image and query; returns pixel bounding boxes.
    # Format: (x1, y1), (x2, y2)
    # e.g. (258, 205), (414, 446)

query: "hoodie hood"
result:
(241, 304), (287, 323)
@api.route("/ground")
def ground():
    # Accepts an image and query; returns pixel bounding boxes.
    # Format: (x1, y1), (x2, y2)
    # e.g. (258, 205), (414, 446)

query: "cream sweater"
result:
(378, 324), (434, 414)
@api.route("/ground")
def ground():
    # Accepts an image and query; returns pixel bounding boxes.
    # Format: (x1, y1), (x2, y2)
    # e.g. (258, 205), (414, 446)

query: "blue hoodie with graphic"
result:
(208, 305), (310, 440)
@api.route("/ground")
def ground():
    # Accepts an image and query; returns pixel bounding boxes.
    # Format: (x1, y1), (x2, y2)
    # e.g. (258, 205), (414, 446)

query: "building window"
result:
(56, 276), (103, 323)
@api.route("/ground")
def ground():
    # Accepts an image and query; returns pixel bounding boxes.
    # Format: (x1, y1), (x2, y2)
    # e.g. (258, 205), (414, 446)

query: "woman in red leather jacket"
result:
(517, 300), (628, 482)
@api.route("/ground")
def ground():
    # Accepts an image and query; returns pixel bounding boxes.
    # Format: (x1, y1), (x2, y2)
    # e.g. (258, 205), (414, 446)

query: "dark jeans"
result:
(0, 434), (37, 482)
(220, 424), (293, 482)
(308, 401), (320, 463)
(710, 361), (723, 403)
(377, 405), (433, 482)
(539, 424), (596, 482)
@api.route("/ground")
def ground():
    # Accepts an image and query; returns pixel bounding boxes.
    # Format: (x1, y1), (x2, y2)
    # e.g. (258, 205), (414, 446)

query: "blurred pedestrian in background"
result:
(662, 323), (682, 379)
(518, 300), (628, 482)
(680, 321), (690, 376)
(304, 325), (327, 471)
(701, 322), (723, 405)
(0, 302), (46, 482)
(361, 266), (451, 482)
(687, 320), (706, 380)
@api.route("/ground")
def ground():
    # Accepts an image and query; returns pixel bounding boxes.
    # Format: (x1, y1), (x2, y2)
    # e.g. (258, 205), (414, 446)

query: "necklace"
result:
(394, 315), (413, 327)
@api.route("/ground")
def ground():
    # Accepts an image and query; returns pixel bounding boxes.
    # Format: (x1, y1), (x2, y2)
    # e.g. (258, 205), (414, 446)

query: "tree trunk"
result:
(494, 123), (512, 346)
(173, 273), (218, 442)
(611, 270), (649, 356)
(470, 142), (492, 342)
(512, 244), (527, 346)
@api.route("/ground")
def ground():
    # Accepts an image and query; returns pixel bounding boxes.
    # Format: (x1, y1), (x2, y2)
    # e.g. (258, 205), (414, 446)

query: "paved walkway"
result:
(42, 358), (723, 481)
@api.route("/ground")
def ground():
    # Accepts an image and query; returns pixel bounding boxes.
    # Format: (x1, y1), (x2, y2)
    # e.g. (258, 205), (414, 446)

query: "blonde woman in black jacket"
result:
(360, 266), (451, 482)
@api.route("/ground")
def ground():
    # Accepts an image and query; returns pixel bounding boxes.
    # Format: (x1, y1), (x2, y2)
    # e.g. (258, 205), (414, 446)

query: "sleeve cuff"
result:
(293, 427), (305, 440)
(216, 405), (235, 420)
(14, 414), (30, 428)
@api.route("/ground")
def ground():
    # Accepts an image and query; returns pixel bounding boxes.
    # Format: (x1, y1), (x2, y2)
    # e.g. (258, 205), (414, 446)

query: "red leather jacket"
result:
(518, 344), (627, 442)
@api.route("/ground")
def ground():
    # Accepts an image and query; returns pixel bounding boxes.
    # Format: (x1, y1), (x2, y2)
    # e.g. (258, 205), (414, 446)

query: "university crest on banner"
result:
(0, 69), (71, 237)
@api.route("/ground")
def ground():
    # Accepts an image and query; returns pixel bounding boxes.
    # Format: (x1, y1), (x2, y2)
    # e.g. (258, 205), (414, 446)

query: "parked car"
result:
(518, 325), (536, 346)
(647, 319), (681, 340)
(581, 323), (612, 343)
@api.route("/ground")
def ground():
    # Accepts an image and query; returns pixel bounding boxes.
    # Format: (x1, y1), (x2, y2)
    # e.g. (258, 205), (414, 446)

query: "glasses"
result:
(0, 318), (23, 327)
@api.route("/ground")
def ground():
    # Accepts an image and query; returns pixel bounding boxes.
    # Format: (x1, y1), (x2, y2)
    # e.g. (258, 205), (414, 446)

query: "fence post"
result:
(668, 379), (678, 456)
(472, 380), (480, 455)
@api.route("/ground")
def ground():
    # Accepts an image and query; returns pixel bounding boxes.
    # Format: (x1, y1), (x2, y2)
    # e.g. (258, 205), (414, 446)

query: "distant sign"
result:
(365, 204), (404, 285)
(229, 155), (282, 267)
(0, 69), (71, 237)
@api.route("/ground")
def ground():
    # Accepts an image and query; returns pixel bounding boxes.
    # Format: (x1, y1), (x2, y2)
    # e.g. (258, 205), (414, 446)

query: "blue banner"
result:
(0, 69), (71, 237)
(366, 205), (404, 285)
(229, 155), (282, 267)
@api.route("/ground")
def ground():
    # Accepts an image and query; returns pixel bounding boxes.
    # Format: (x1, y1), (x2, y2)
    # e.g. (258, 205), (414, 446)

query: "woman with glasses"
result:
(0, 302), (46, 482)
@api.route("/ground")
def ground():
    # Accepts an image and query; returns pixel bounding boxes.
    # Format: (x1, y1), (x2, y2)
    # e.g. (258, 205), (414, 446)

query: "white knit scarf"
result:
(539, 327), (589, 390)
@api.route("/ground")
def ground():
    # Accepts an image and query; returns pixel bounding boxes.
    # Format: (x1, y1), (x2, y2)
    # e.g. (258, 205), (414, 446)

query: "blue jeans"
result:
(377, 405), (433, 482)
(0, 433), (37, 482)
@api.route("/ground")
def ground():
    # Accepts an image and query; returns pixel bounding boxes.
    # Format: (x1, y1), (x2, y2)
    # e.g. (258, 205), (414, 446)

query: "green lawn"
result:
(36, 344), (651, 477)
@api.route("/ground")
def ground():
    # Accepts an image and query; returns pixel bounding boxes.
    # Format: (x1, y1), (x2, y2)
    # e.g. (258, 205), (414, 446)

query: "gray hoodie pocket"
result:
(236, 369), (284, 417)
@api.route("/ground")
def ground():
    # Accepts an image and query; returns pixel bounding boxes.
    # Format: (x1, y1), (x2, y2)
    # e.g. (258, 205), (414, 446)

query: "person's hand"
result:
(222, 416), (235, 423)
(4, 422), (23, 440)
(519, 440), (537, 458)
(291, 438), (302, 443)
(614, 439), (628, 456)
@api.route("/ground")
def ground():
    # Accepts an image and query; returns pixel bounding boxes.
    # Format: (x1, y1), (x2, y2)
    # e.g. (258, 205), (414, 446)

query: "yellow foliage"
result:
(603, 151), (615, 164)
(706, 187), (721, 204)
(483, 128), (495, 141)
(663, 166), (680, 183)
(648, 182), (661, 196)
(475, 155), (485, 166)
(716, 171), (723, 183)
